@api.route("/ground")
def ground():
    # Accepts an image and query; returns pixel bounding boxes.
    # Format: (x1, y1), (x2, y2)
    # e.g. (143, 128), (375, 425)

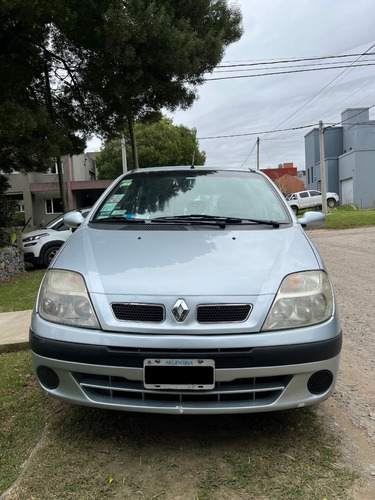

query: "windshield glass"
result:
(93, 169), (289, 223)
(44, 215), (64, 230)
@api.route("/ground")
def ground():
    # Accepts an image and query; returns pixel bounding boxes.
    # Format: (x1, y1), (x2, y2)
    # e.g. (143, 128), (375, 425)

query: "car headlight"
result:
(38, 269), (100, 329)
(262, 271), (333, 331)
(23, 233), (49, 243)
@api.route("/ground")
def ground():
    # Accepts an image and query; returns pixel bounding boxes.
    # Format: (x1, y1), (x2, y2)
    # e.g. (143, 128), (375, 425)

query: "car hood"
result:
(53, 225), (321, 296)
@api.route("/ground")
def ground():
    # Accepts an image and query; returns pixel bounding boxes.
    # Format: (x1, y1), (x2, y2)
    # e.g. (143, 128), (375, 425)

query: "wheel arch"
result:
(39, 240), (64, 262)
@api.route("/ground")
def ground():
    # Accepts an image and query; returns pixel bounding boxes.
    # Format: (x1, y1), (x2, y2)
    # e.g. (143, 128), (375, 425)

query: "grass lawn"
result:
(323, 205), (375, 229)
(0, 351), (357, 500)
(0, 268), (45, 313)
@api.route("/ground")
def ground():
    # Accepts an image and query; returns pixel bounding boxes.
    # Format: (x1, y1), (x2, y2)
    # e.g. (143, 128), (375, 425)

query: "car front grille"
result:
(111, 303), (252, 324)
(197, 304), (252, 323)
(72, 372), (290, 409)
(112, 303), (165, 323)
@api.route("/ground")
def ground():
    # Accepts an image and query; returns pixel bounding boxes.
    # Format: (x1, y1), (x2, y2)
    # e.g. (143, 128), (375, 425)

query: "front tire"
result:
(327, 198), (336, 209)
(291, 205), (299, 215)
(43, 246), (60, 267)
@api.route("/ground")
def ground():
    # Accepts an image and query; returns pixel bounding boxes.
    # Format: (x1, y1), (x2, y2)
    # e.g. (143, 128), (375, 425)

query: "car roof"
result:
(121, 166), (261, 176)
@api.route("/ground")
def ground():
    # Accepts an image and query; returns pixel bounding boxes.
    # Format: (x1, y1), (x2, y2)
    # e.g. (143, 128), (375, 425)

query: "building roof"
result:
(261, 167), (297, 181)
(274, 173), (305, 194)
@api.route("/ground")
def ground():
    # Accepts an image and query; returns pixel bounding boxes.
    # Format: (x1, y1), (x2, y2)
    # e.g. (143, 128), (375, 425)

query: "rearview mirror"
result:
(298, 211), (325, 229)
(64, 211), (85, 229)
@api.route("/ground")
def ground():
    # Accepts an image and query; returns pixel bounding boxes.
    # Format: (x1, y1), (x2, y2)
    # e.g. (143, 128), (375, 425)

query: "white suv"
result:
(22, 208), (90, 267)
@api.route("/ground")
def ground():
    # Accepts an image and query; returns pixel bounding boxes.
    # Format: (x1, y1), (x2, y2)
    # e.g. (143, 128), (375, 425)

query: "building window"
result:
(15, 199), (24, 213)
(44, 161), (63, 175)
(307, 169), (310, 185)
(6, 194), (24, 212)
(45, 198), (63, 214)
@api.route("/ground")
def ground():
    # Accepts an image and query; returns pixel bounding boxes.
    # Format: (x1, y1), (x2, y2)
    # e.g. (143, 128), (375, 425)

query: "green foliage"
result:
(95, 142), (123, 181)
(1, 1), (242, 174)
(97, 117), (206, 179)
(11, 213), (25, 227)
(56, 0), (243, 132)
(0, 1), (87, 173)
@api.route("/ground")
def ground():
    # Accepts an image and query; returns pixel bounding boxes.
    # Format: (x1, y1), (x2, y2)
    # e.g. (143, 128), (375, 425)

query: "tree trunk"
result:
(44, 59), (68, 213)
(56, 155), (67, 213)
(14, 227), (24, 254)
(128, 116), (139, 170)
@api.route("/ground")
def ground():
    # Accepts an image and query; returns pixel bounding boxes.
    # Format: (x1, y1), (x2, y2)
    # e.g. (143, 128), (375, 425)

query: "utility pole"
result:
(318, 121), (328, 214)
(121, 135), (127, 173)
(256, 137), (260, 170)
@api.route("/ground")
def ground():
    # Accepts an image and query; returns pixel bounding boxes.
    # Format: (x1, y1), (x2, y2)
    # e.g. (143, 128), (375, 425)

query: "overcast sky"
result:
(87, 0), (375, 170)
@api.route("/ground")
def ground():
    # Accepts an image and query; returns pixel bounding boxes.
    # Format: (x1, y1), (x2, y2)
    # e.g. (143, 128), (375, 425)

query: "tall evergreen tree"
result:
(1, 0), (242, 184)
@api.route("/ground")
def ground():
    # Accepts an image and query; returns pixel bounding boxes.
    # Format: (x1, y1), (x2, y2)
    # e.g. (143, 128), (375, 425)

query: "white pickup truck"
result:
(286, 190), (339, 215)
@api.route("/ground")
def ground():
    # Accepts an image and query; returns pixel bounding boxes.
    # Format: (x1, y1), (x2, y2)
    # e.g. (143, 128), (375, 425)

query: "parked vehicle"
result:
(22, 208), (90, 267)
(286, 190), (339, 214)
(30, 167), (341, 415)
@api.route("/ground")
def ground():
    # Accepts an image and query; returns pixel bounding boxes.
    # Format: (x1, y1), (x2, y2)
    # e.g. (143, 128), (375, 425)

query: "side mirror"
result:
(298, 211), (325, 229)
(64, 211), (85, 229)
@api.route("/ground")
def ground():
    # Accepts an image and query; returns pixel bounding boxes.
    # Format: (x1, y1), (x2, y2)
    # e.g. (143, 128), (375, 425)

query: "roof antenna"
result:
(191, 150), (195, 169)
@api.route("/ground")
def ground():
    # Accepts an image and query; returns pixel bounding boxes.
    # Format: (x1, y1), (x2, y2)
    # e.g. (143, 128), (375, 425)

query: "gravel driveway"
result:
(308, 226), (375, 499)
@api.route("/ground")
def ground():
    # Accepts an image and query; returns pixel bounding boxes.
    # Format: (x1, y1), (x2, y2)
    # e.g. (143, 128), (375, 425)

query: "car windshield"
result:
(93, 169), (289, 223)
(44, 215), (64, 230)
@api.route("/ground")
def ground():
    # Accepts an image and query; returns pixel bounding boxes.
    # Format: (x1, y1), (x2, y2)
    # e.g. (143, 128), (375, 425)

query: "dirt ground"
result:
(308, 226), (375, 499)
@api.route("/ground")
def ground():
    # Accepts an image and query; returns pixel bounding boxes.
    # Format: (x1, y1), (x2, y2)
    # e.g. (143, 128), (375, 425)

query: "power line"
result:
(218, 51), (375, 68)
(200, 47), (375, 161)
(240, 139), (258, 168)
(198, 123), (318, 140)
(205, 62), (375, 81)
(213, 59), (375, 74)
(322, 78), (375, 118)
(197, 105), (375, 142)
(268, 42), (375, 135)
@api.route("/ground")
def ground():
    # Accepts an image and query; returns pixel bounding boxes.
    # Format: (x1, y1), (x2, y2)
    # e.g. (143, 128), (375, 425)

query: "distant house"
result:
(261, 163), (305, 195)
(5, 153), (112, 231)
(273, 173), (305, 195)
(305, 107), (375, 208)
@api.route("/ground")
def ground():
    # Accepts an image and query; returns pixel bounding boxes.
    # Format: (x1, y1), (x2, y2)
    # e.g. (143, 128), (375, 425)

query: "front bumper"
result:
(30, 329), (342, 415)
(24, 252), (42, 266)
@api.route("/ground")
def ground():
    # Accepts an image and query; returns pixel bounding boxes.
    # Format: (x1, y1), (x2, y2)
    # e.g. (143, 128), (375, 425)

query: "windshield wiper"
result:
(151, 214), (280, 228)
(151, 214), (228, 228)
(92, 216), (145, 223)
(240, 218), (280, 228)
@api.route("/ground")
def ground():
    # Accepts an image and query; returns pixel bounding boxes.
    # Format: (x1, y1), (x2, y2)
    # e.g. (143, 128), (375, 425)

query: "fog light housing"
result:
(37, 366), (60, 390)
(307, 370), (333, 395)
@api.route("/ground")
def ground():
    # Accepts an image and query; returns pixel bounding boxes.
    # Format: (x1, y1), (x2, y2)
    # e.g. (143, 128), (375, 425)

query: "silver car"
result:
(30, 167), (342, 415)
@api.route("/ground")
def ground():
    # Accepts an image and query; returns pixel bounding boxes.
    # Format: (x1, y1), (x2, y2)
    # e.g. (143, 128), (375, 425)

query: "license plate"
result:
(143, 359), (215, 390)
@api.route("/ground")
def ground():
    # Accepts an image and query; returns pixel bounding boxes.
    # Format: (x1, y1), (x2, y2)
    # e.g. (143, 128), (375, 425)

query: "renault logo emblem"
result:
(172, 299), (189, 322)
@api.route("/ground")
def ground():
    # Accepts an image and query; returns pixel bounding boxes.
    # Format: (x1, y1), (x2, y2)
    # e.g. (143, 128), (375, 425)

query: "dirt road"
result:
(308, 226), (375, 499)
